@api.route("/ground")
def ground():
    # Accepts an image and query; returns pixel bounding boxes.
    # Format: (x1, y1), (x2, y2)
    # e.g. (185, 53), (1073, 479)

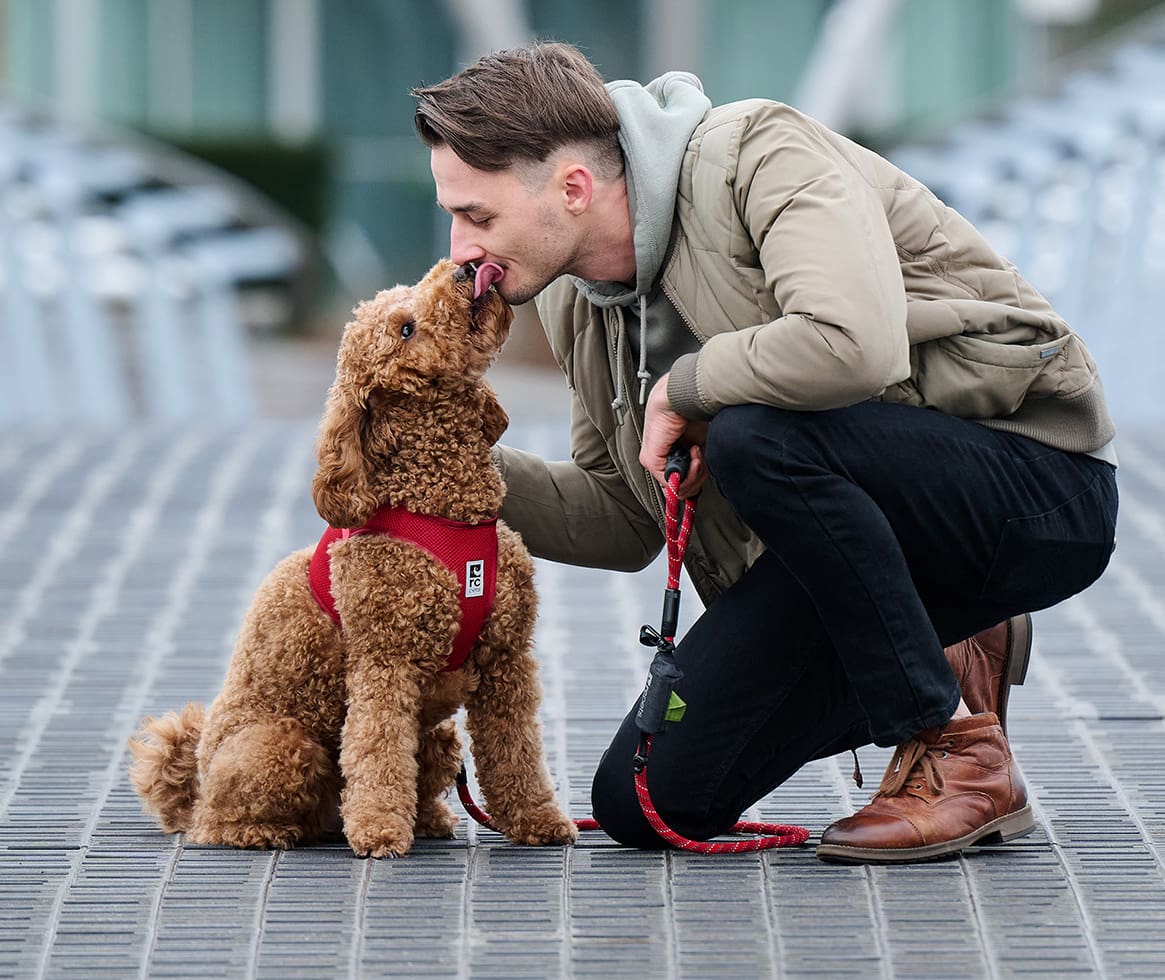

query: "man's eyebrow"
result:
(437, 199), (488, 215)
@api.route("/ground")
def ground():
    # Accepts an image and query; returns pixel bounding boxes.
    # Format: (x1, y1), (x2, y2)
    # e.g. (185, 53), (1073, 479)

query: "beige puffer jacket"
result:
(496, 99), (1115, 605)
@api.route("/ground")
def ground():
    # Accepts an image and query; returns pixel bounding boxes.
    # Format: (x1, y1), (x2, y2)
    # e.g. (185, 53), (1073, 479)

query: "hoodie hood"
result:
(571, 72), (711, 418)
(573, 71), (711, 307)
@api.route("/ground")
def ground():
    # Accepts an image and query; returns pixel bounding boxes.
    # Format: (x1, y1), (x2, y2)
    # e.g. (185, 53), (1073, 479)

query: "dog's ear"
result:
(478, 384), (509, 446)
(312, 383), (381, 528)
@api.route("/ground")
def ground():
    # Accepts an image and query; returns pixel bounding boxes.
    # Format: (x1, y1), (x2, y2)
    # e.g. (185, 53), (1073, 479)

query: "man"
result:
(412, 42), (1118, 862)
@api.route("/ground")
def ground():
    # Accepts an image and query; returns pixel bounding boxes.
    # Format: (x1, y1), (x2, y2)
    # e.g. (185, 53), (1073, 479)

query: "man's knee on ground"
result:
(591, 744), (739, 848)
(590, 749), (664, 848)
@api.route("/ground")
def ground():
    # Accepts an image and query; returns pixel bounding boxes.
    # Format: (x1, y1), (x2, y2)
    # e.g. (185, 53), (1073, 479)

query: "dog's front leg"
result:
(339, 662), (426, 858)
(332, 540), (461, 858)
(465, 528), (577, 846)
(464, 654), (577, 846)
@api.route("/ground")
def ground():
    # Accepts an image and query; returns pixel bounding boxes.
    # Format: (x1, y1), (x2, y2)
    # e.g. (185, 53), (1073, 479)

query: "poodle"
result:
(129, 258), (577, 857)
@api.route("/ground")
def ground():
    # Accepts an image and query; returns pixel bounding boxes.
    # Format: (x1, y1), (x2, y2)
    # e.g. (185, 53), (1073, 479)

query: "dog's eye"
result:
(400, 321), (416, 340)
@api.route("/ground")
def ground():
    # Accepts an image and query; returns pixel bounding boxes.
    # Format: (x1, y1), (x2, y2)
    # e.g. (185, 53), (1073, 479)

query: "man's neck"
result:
(573, 178), (637, 285)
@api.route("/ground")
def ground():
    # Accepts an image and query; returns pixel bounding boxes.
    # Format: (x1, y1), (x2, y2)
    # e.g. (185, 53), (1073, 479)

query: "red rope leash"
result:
(629, 465), (808, 852)
(456, 768), (600, 833)
(663, 469), (693, 599)
(633, 735), (809, 852)
(456, 448), (809, 852)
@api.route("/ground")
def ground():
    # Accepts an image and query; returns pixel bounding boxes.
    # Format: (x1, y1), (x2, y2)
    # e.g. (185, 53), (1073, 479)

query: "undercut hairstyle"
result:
(412, 41), (624, 181)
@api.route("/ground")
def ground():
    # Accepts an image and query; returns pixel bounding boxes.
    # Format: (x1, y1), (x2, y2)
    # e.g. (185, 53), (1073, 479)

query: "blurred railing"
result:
(889, 27), (1165, 420)
(0, 105), (308, 424)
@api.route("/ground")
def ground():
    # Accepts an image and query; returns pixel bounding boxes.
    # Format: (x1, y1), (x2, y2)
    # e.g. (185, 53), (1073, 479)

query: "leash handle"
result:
(664, 444), (691, 483)
(663, 467), (695, 604)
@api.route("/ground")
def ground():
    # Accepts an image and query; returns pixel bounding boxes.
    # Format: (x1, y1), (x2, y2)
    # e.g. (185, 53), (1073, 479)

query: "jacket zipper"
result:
(602, 281), (686, 532)
(660, 278), (704, 345)
(607, 307), (668, 530)
(623, 363), (668, 529)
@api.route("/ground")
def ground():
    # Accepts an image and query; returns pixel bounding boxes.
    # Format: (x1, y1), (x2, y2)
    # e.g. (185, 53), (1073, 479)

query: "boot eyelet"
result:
(940, 751), (949, 758)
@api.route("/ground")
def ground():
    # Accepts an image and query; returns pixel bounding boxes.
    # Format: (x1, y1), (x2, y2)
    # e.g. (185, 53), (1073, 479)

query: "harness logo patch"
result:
(465, 559), (485, 598)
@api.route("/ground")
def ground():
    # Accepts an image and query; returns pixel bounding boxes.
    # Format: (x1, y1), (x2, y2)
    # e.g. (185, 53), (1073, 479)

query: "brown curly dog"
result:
(129, 259), (577, 857)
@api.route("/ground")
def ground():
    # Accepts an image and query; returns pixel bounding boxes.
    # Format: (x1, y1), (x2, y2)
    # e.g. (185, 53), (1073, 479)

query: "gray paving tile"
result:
(1, 420), (1163, 978)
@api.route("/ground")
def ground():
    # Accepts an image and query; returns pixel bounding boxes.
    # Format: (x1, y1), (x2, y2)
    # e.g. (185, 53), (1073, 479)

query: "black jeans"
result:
(591, 401), (1118, 847)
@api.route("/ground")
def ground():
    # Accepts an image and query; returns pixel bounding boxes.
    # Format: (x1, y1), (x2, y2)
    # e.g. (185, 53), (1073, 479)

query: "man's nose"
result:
(449, 221), (485, 266)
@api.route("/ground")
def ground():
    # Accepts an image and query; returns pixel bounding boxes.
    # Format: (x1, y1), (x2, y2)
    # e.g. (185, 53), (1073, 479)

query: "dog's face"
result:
(336, 258), (513, 401)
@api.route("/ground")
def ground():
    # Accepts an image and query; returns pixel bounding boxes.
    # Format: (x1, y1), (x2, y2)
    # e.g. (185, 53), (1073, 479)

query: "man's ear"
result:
(561, 163), (594, 215)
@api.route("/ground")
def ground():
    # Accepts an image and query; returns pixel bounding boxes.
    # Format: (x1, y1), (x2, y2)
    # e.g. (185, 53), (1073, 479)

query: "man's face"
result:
(431, 144), (579, 305)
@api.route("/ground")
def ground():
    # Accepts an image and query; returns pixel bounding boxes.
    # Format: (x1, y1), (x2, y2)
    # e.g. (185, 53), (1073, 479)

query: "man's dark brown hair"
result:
(412, 41), (624, 179)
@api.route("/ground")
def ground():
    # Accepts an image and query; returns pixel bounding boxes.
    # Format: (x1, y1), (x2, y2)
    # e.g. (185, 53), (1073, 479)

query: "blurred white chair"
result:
(0, 108), (306, 425)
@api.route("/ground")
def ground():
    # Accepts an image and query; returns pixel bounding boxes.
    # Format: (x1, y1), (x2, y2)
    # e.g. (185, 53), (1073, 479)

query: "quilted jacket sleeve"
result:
(668, 105), (910, 419)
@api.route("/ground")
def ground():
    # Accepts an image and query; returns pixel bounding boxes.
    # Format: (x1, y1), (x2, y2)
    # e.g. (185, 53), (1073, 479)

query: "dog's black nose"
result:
(454, 263), (476, 283)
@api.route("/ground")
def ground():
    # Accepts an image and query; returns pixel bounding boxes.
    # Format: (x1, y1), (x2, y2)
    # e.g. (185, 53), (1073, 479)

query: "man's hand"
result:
(639, 374), (708, 499)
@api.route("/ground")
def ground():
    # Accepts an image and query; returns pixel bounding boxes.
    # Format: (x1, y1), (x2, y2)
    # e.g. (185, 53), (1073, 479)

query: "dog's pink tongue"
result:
(473, 262), (504, 299)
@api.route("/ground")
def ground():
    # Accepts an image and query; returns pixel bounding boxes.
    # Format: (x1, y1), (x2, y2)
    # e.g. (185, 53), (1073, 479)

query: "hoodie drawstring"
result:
(610, 295), (653, 422)
(611, 316), (627, 423)
(636, 295), (651, 406)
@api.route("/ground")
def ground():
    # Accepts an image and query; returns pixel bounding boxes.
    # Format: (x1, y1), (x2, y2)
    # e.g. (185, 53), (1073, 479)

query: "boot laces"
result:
(876, 734), (956, 798)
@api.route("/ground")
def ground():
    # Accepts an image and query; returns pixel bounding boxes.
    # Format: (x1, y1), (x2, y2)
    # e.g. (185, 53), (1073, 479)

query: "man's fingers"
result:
(676, 447), (707, 499)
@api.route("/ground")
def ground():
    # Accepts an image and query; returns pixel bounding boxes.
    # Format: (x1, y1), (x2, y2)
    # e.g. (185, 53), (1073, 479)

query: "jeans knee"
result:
(706, 405), (812, 521)
(707, 405), (777, 486)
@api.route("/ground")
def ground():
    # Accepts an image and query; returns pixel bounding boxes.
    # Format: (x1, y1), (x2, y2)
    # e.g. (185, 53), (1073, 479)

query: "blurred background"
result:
(1, 0), (1163, 423)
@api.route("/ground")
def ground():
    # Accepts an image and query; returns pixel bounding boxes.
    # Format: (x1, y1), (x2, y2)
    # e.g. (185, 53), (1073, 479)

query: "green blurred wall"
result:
(321, 0), (455, 286)
(700, 0), (822, 103)
(0, 0), (1120, 290)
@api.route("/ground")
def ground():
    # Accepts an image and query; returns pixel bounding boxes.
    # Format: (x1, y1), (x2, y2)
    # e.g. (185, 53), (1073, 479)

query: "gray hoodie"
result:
(569, 72), (712, 421)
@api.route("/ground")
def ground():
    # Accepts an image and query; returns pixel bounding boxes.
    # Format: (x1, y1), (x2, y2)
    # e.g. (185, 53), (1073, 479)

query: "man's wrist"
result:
(667, 353), (714, 421)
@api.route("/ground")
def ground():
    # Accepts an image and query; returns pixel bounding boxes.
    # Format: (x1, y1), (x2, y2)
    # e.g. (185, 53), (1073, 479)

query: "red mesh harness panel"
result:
(308, 505), (498, 671)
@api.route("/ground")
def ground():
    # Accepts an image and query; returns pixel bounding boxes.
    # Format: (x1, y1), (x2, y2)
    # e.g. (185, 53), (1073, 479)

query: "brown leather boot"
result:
(816, 713), (1035, 864)
(944, 613), (1032, 734)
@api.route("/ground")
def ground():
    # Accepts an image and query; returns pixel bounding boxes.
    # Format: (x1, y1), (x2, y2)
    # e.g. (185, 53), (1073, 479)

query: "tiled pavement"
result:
(2, 416), (1165, 979)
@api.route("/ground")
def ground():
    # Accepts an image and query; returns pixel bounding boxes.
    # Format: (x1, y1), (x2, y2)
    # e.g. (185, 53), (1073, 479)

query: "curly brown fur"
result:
(129, 259), (576, 856)
(129, 703), (204, 833)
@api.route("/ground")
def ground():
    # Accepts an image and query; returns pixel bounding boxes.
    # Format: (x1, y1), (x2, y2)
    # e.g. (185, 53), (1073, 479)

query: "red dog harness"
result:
(308, 506), (498, 671)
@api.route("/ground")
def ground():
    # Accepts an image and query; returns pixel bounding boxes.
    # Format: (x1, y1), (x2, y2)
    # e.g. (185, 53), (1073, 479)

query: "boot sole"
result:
(816, 805), (1036, 864)
(998, 612), (1033, 735)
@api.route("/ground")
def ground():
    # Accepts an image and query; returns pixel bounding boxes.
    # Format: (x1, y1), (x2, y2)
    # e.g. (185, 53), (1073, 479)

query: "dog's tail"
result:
(128, 703), (205, 834)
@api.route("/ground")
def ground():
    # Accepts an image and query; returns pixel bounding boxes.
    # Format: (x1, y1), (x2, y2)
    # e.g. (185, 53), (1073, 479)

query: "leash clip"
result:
(639, 624), (673, 654)
(633, 736), (649, 773)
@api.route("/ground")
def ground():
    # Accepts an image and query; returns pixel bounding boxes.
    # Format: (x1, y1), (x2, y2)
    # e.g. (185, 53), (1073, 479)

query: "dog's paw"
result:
(191, 820), (302, 851)
(502, 805), (579, 846)
(414, 799), (459, 839)
(346, 817), (415, 858)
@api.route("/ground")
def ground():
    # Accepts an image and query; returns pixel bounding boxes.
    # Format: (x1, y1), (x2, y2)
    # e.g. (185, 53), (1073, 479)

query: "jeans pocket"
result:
(981, 473), (1116, 610)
